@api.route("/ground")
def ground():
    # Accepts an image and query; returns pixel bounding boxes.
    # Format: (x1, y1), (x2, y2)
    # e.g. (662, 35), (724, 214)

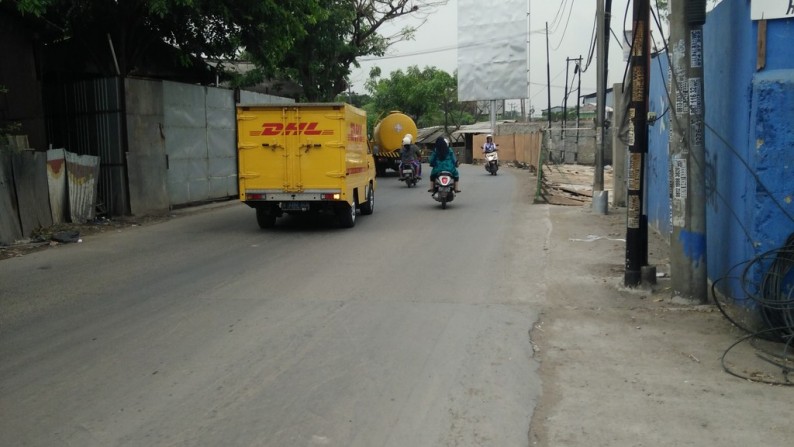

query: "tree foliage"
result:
(12, 0), (322, 77)
(11, 0), (449, 101)
(365, 65), (473, 132)
(279, 0), (448, 101)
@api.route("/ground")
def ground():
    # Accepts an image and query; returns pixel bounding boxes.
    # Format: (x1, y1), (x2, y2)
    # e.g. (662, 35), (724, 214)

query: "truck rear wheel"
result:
(337, 200), (357, 228)
(360, 185), (374, 215)
(256, 206), (276, 228)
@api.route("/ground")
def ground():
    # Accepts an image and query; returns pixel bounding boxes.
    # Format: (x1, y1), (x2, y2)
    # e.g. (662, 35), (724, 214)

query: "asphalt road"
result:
(0, 164), (549, 446)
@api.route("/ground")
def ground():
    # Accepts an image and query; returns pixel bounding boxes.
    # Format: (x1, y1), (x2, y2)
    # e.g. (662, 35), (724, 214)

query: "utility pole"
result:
(563, 59), (569, 135)
(546, 22), (552, 131)
(526, 0), (531, 122)
(575, 55), (582, 145)
(612, 81), (627, 207)
(593, 0), (612, 213)
(624, 0), (651, 287)
(669, 0), (708, 301)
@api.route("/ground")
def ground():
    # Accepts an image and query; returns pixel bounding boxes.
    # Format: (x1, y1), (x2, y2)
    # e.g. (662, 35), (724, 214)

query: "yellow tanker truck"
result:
(372, 111), (418, 176)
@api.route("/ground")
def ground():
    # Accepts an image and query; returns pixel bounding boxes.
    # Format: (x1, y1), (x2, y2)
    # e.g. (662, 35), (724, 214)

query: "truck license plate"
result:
(281, 201), (308, 211)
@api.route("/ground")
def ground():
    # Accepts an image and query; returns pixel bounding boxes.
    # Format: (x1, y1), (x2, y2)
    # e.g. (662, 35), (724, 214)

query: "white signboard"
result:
(751, 0), (794, 20)
(457, 0), (528, 101)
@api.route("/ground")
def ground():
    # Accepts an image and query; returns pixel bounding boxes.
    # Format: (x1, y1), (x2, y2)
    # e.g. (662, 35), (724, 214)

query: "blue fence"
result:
(645, 0), (794, 302)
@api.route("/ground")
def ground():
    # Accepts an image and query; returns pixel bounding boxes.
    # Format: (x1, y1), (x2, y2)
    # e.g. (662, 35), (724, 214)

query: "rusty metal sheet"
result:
(47, 149), (68, 224)
(12, 150), (53, 235)
(65, 151), (100, 223)
(0, 152), (22, 244)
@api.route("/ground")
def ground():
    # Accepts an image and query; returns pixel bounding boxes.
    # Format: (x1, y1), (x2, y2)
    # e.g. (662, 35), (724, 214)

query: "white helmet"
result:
(402, 134), (413, 145)
(486, 134), (493, 139)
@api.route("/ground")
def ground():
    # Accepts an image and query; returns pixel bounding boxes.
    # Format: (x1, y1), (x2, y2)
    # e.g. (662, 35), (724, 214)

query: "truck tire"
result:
(337, 200), (357, 228)
(360, 185), (374, 215)
(256, 206), (276, 228)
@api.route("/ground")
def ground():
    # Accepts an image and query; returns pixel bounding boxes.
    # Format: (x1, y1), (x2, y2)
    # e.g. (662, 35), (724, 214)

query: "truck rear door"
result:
(238, 105), (344, 194)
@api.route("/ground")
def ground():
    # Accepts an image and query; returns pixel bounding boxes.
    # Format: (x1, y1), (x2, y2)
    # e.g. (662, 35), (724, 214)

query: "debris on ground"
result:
(537, 164), (614, 206)
(1, 215), (171, 261)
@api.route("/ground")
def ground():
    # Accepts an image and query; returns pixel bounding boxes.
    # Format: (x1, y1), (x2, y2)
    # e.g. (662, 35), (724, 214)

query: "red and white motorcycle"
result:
(430, 171), (456, 209)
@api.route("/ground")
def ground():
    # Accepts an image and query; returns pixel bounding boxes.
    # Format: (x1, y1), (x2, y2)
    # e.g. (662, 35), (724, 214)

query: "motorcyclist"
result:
(400, 134), (422, 179)
(428, 136), (460, 193)
(482, 134), (497, 154)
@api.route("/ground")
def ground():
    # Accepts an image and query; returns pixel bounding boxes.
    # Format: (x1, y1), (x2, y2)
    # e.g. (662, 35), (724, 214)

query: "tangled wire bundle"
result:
(713, 234), (794, 385)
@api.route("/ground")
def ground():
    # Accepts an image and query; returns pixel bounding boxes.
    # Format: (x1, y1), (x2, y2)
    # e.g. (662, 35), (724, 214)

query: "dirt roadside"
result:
(0, 200), (236, 261)
(529, 203), (793, 446)
(0, 215), (170, 261)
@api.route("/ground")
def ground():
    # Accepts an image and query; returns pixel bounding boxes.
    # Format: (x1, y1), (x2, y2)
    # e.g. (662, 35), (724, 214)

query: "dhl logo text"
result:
(251, 122), (334, 136)
(347, 123), (366, 143)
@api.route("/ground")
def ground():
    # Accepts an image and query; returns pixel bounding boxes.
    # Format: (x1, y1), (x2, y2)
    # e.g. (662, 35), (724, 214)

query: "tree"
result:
(12, 1), (450, 101)
(278, 0), (448, 101)
(365, 65), (473, 132)
(12, 0), (322, 78)
(655, 0), (669, 22)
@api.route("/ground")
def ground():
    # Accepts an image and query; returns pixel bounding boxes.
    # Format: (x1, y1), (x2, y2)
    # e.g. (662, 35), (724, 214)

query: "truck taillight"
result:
(246, 193), (265, 200)
(322, 193), (341, 200)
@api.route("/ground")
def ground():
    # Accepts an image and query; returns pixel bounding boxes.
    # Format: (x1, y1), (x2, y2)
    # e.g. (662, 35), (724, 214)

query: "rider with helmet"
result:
(400, 134), (422, 179)
(482, 134), (497, 154)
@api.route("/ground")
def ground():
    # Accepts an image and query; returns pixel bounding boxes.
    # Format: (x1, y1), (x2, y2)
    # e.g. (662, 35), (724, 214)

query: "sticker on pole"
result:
(673, 156), (688, 201)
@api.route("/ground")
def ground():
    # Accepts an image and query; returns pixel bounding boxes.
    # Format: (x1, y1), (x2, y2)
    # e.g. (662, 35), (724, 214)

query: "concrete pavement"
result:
(531, 203), (792, 446)
(2, 165), (791, 446)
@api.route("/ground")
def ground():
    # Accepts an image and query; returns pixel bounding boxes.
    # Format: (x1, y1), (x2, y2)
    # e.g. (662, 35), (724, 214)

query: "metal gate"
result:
(43, 77), (127, 216)
(162, 81), (236, 206)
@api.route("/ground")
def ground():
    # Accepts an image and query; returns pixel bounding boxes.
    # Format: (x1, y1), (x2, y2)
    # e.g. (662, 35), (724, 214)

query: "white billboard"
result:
(751, 0), (794, 20)
(457, 0), (528, 101)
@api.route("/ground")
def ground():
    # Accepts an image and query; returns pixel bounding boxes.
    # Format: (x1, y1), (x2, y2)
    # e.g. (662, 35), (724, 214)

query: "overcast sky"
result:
(348, 0), (647, 112)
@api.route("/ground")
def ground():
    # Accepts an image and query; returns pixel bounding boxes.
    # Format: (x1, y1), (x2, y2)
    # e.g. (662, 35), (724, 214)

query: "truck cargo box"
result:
(237, 103), (375, 228)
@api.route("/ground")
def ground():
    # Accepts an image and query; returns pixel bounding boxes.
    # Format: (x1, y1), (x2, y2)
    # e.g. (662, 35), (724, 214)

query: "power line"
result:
(580, 14), (597, 72)
(551, 0), (578, 51)
(548, 0), (571, 34)
(357, 29), (547, 62)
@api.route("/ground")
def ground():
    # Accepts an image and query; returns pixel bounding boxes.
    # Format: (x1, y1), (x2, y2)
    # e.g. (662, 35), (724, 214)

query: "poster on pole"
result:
(457, 0), (528, 101)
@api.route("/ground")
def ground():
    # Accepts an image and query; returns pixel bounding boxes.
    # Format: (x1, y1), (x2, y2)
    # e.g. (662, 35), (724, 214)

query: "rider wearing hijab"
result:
(428, 136), (460, 193)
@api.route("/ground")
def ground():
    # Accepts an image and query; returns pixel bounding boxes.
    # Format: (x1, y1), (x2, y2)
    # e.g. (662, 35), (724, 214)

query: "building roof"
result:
(415, 126), (465, 145)
(416, 126), (444, 144)
(450, 120), (519, 137)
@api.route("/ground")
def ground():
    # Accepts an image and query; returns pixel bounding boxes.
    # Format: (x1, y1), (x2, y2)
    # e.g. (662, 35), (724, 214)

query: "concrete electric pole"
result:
(593, 0), (607, 211)
(668, 0), (708, 302)
(593, 0), (612, 214)
(624, 0), (651, 287)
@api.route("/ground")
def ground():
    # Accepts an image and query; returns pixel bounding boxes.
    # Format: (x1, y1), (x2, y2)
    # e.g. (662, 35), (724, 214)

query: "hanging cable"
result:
(551, 0), (578, 51)
(547, 0), (571, 34)
(581, 14), (598, 73)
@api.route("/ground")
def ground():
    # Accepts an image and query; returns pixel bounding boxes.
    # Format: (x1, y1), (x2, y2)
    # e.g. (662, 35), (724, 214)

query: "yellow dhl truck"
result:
(237, 103), (376, 228)
(372, 111), (418, 176)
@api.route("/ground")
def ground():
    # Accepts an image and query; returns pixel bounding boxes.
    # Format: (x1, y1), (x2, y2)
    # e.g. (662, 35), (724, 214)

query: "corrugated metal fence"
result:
(3, 78), (293, 243)
(42, 77), (293, 217)
(44, 77), (126, 216)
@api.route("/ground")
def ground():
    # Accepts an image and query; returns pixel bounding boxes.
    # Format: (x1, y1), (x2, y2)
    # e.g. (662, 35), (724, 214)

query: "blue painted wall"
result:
(644, 0), (794, 301)
(706, 0), (794, 298)
(702, 0), (759, 297)
(646, 52), (671, 237)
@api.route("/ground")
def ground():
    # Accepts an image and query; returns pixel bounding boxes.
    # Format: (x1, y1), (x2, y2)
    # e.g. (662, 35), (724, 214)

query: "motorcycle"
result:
(484, 149), (499, 175)
(398, 161), (419, 187)
(430, 171), (456, 209)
